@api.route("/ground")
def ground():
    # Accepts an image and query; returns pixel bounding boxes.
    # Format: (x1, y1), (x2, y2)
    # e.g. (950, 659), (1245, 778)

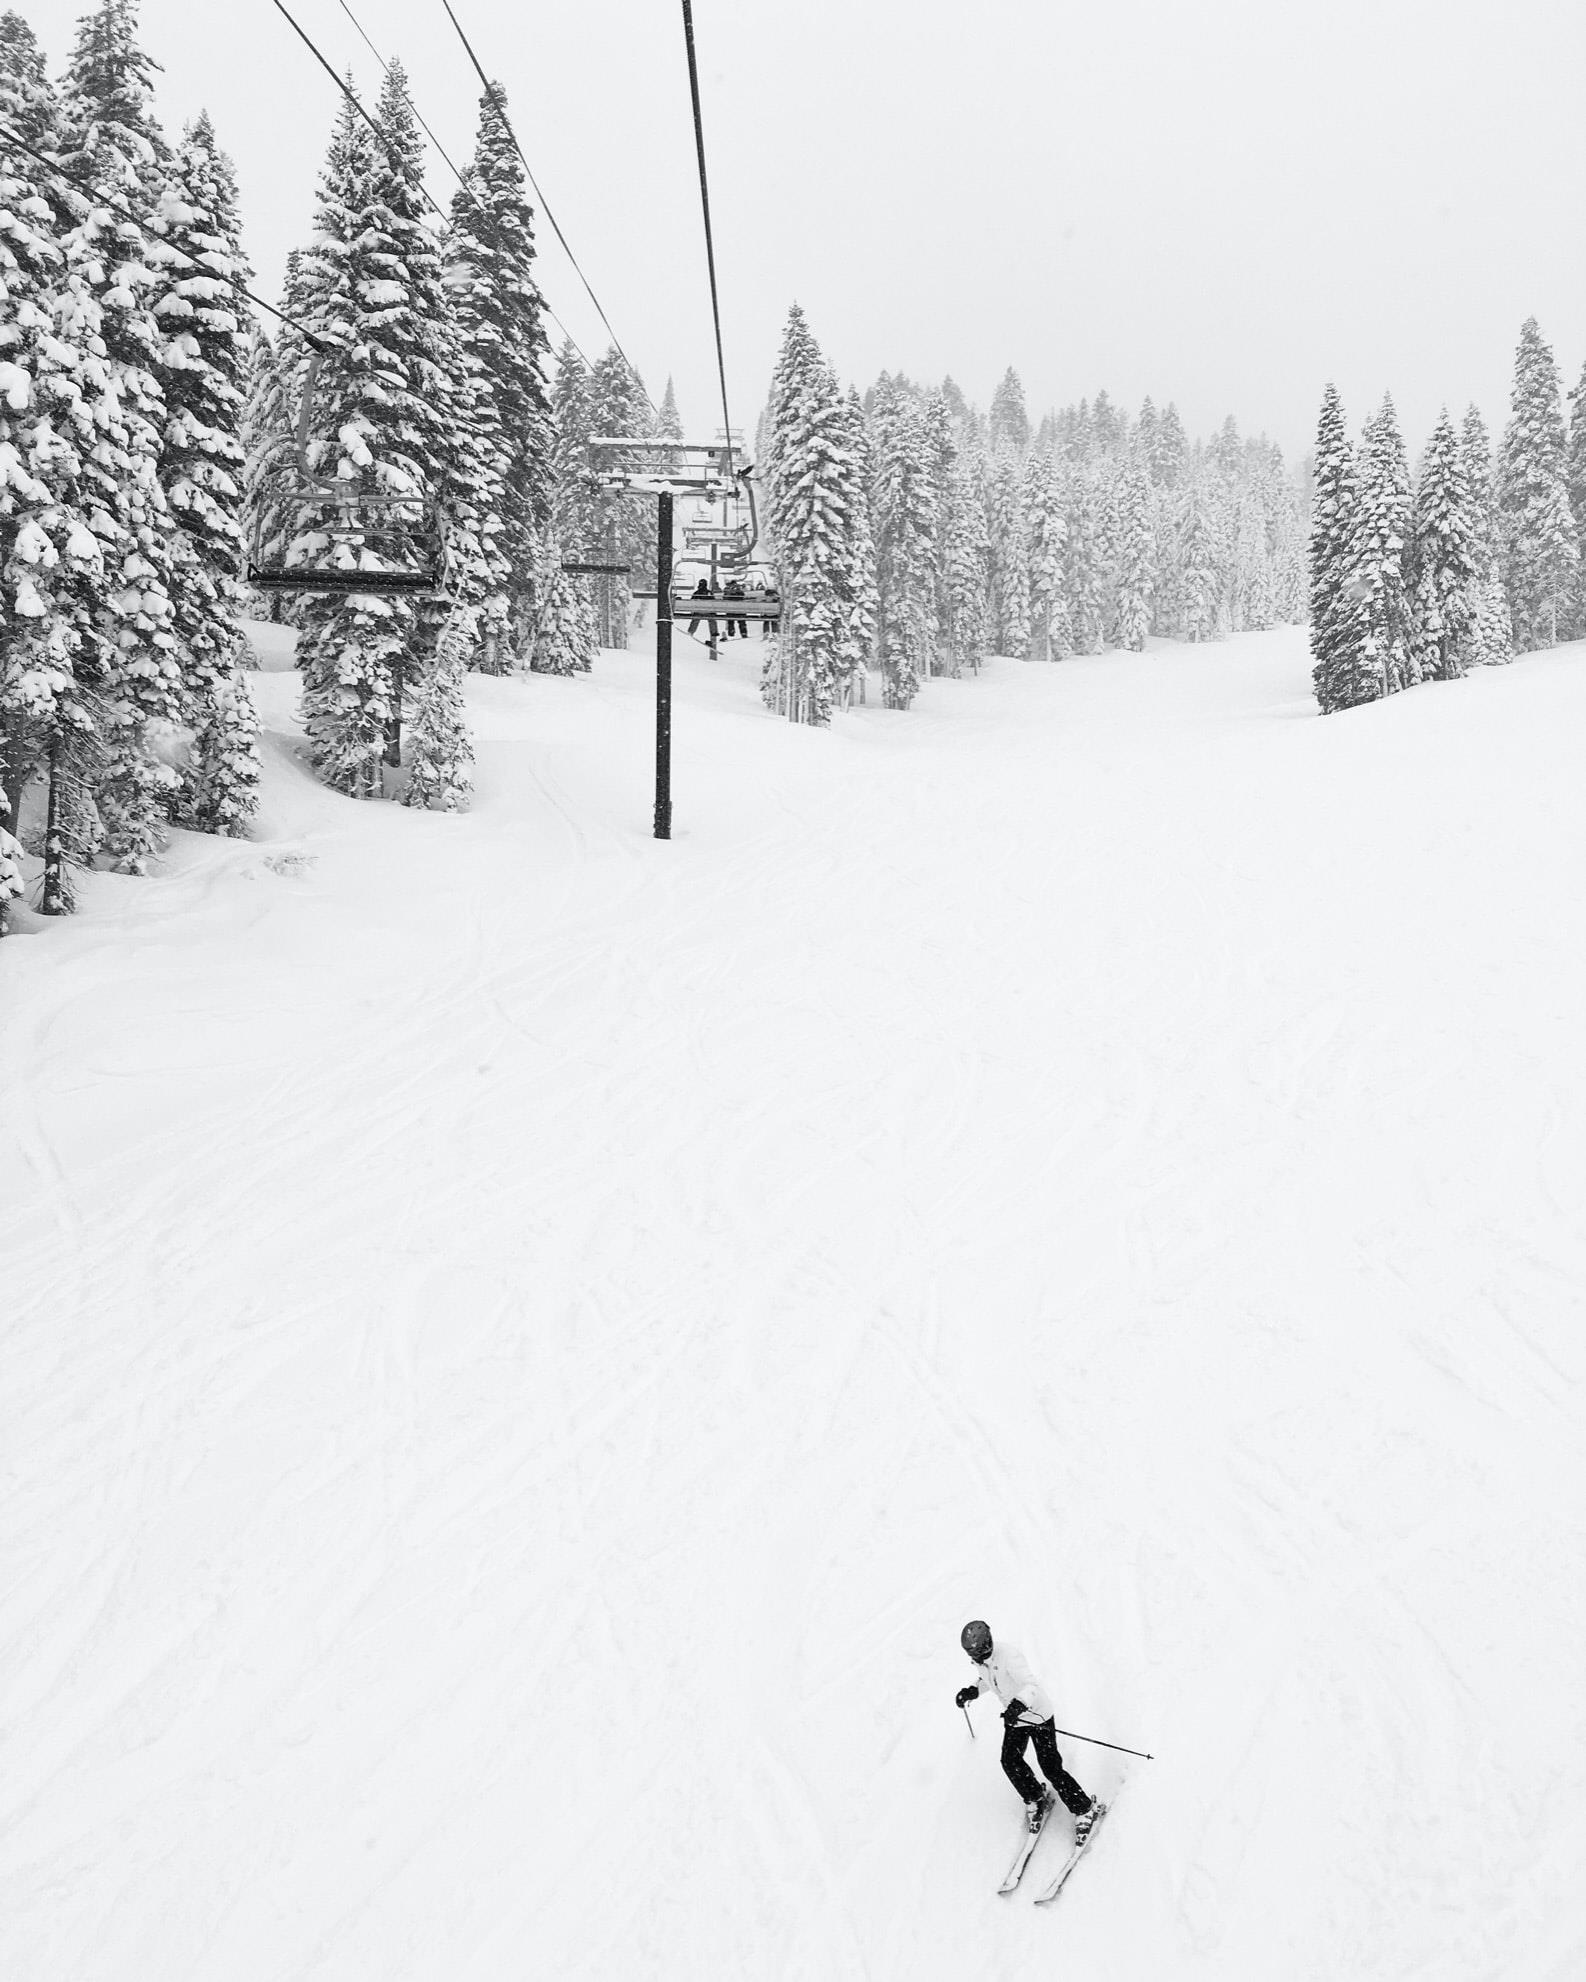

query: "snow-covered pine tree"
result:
(1137, 396), (1159, 467)
(1176, 477), (1222, 643)
(762, 303), (820, 528)
(586, 347), (652, 647)
(0, 793), (20, 932)
(448, 82), (553, 665)
(942, 444), (990, 675)
(1496, 317), (1577, 651)
(179, 671), (258, 829)
(544, 336), (601, 651)
(658, 376), (683, 440)
(147, 110), (261, 833)
(238, 253), (311, 622)
(1065, 471), (1107, 653)
(288, 99), (395, 793)
(1351, 395), (1414, 696)
(1092, 390), (1127, 459)
(1460, 404), (1513, 666)
(922, 390), (957, 673)
(0, 12), (102, 843)
(1309, 384), (1371, 710)
(528, 560), (596, 674)
(761, 306), (861, 723)
(55, 0), (183, 869)
(837, 385), (879, 700)
(986, 443), (1030, 656)
(292, 68), (473, 796)
(539, 342), (624, 673)
(1268, 449), (1308, 624)
(1063, 399), (1094, 468)
(444, 256), (510, 668)
(1113, 459), (1155, 650)
(1408, 409), (1476, 683)
(1209, 413), (1243, 483)
(869, 374), (937, 707)
(988, 366), (1029, 454)
(1024, 449), (1069, 661)
(402, 605), (474, 809)
(1232, 485), (1275, 633)
(57, 0), (168, 192)
(1564, 360), (1586, 638)
(1094, 460), (1126, 641)
(1099, 391), (1128, 457)
(1150, 402), (1187, 488)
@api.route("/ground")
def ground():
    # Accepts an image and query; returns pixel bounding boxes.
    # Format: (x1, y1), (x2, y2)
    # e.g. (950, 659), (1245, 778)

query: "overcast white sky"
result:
(22, 0), (1586, 458)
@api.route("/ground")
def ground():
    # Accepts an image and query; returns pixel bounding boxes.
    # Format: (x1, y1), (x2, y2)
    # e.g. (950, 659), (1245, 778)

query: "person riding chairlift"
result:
(722, 575), (748, 640)
(686, 577), (713, 637)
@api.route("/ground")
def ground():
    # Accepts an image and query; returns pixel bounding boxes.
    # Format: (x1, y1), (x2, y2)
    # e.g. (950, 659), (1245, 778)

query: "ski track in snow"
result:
(3, 628), (1585, 1979)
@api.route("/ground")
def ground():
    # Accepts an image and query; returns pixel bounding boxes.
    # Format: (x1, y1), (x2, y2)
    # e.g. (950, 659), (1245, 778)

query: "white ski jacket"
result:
(967, 1641), (1054, 1728)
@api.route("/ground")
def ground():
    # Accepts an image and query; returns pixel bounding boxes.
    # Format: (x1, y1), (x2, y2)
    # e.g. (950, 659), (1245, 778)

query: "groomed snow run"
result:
(4, 625), (1584, 1980)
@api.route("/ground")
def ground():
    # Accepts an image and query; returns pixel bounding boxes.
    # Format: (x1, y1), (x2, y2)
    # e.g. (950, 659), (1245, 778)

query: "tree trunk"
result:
(383, 663), (405, 770)
(40, 742), (70, 917)
(0, 720), (31, 837)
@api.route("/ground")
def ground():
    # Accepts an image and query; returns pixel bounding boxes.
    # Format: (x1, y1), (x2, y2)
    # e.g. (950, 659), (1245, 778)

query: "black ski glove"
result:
(1002, 1699), (1027, 1725)
(955, 1686), (979, 1708)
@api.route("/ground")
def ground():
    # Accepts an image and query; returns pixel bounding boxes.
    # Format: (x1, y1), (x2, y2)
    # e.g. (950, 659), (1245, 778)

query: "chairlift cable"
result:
(679, 1), (736, 478)
(267, 0), (451, 228)
(0, 116), (331, 353)
(323, 0), (594, 374)
(332, 0), (471, 191)
(436, 0), (657, 413)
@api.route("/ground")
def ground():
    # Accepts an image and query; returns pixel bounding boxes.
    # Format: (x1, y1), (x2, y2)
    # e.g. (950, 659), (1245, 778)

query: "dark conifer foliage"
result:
(448, 83), (553, 664)
(1563, 360), (1586, 639)
(291, 70), (473, 797)
(869, 372), (937, 707)
(1353, 395), (1413, 696)
(761, 304), (873, 723)
(585, 347), (653, 647)
(56, 0), (182, 868)
(0, 9), (99, 848)
(1496, 317), (1577, 652)
(539, 338), (600, 673)
(1408, 410), (1476, 684)
(988, 366), (1030, 453)
(54, 0), (166, 195)
(1309, 385), (1369, 712)
(148, 110), (260, 831)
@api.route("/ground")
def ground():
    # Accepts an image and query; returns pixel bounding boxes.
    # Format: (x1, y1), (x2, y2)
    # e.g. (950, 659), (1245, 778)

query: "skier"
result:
(956, 1620), (1098, 1837)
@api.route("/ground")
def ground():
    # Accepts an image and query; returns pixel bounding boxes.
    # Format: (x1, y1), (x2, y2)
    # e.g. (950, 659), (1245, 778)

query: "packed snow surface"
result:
(4, 625), (1583, 1980)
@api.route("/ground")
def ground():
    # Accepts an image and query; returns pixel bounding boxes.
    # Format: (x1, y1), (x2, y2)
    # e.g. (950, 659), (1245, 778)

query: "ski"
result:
(996, 1796), (1054, 1895)
(1032, 1784), (1121, 1908)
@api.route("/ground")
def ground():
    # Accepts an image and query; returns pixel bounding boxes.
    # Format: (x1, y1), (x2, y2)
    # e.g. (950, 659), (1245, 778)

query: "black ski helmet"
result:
(961, 1619), (993, 1662)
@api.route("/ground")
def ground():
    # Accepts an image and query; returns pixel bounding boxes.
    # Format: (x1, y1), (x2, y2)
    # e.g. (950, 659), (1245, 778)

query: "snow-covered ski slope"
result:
(4, 625), (1584, 1981)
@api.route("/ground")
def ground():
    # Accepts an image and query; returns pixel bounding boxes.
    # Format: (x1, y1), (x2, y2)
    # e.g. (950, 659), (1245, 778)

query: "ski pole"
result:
(1050, 1725), (1154, 1761)
(962, 1704), (976, 1738)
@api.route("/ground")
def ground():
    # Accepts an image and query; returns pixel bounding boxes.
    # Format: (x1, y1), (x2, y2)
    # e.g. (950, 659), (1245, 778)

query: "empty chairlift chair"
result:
(246, 355), (453, 599)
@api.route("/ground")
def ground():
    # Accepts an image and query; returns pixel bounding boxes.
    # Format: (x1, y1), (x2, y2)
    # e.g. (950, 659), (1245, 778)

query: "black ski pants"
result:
(1000, 1717), (1092, 1814)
